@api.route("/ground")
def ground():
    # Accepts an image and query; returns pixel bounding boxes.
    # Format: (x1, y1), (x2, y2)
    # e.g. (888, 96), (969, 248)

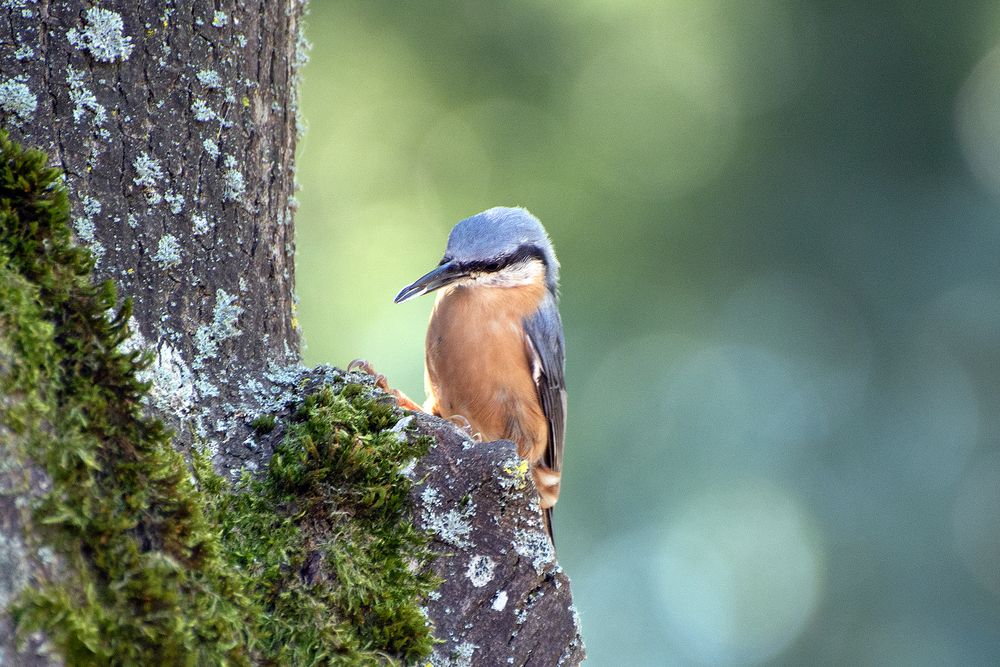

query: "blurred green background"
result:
(294, 2), (1000, 664)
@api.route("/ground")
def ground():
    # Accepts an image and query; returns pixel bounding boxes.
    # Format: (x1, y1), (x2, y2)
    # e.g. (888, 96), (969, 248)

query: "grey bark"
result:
(0, 1), (584, 664)
(409, 413), (586, 666)
(3, 0), (302, 468)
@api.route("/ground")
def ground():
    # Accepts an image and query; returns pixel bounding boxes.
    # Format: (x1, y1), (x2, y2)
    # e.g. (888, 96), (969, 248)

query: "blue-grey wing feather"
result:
(524, 292), (566, 473)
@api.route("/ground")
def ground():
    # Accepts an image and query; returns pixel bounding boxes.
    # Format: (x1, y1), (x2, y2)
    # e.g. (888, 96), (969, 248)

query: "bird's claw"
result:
(347, 358), (390, 392)
(347, 358), (423, 412)
(446, 414), (481, 441)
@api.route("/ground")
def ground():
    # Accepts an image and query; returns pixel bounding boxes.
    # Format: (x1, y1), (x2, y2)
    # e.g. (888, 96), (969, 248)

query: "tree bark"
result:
(1, 2), (584, 664)
(3, 0), (302, 467)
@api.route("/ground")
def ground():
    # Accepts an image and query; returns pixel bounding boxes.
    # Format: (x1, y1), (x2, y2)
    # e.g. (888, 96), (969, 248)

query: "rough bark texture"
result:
(410, 414), (586, 666)
(3, 0), (303, 468)
(0, 1), (584, 664)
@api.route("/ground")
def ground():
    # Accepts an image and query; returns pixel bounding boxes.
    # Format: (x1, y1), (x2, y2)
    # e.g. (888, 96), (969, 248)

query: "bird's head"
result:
(394, 207), (559, 303)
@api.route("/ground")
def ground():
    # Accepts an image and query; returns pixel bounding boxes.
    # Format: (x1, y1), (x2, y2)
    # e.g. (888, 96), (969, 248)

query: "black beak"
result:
(394, 260), (467, 303)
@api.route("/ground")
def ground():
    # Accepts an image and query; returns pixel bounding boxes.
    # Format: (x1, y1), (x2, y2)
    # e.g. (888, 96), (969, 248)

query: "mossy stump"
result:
(0, 131), (437, 665)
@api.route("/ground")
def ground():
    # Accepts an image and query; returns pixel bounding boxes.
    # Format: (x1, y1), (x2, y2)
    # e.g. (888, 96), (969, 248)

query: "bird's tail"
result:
(543, 506), (555, 545)
(534, 465), (560, 546)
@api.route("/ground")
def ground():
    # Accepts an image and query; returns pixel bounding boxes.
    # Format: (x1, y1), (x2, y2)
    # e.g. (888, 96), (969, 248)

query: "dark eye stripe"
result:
(460, 243), (546, 274)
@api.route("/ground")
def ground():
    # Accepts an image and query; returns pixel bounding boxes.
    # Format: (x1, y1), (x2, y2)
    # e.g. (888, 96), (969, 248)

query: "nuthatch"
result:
(392, 207), (567, 540)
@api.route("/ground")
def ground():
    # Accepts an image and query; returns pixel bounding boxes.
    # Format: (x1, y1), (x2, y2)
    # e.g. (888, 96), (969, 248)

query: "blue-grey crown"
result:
(444, 207), (559, 291)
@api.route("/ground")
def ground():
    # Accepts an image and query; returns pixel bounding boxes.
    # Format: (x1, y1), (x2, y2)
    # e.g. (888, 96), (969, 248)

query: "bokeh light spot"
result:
(653, 482), (824, 665)
(569, 29), (740, 199)
(953, 450), (1000, 597)
(874, 334), (979, 490)
(957, 45), (1000, 199)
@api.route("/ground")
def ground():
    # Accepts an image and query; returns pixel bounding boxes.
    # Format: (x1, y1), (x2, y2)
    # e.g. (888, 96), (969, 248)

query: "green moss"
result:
(251, 413), (276, 433)
(1, 129), (240, 664)
(0, 130), (437, 664)
(200, 387), (437, 664)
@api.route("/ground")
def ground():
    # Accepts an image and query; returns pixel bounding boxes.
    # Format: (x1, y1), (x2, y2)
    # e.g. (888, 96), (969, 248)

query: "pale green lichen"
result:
(291, 25), (312, 139)
(0, 0), (37, 10)
(133, 152), (164, 204)
(192, 212), (211, 234)
(71, 223), (104, 267)
(118, 326), (196, 418)
(66, 67), (106, 125)
(202, 138), (220, 159)
(222, 155), (245, 202)
(512, 528), (556, 574)
(71, 195), (105, 266)
(0, 77), (37, 125)
(196, 69), (222, 89)
(0, 533), (28, 612)
(66, 7), (134, 62)
(191, 99), (216, 122)
(163, 191), (184, 214)
(193, 289), (242, 369)
(211, 10), (228, 27)
(71, 216), (95, 243)
(431, 640), (479, 667)
(420, 485), (474, 548)
(82, 195), (100, 218)
(152, 233), (181, 267)
(466, 555), (496, 588)
(222, 170), (245, 201)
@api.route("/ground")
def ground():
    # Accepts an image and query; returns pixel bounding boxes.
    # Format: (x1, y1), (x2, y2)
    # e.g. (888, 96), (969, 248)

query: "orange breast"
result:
(424, 279), (548, 464)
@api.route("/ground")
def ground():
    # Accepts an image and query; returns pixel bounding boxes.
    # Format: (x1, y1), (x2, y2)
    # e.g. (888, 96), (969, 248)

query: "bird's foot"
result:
(346, 359), (424, 412)
(347, 358), (387, 389)
(445, 413), (482, 441)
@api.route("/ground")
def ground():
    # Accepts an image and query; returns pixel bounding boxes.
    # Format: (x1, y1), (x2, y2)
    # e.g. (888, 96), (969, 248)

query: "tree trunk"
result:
(3, 0), (302, 464)
(0, 2), (584, 664)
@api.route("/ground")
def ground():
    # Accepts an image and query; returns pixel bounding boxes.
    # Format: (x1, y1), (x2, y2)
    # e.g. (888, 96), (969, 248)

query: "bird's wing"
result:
(524, 291), (567, 473)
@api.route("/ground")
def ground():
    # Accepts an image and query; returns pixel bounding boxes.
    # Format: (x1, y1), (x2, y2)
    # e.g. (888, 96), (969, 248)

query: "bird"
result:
(383, 207), (566, 541)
